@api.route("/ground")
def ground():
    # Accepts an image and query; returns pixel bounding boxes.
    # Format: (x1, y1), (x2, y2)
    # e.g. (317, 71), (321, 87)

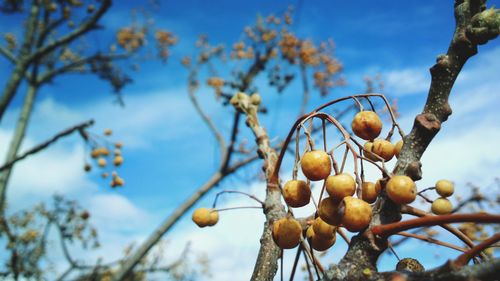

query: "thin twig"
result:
(0, 120), (94, 172)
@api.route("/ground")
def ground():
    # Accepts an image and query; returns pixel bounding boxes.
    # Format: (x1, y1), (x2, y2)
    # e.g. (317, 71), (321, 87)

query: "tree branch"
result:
(0, 119), (94, 173)
(0, 46), (16, 63)
(37, 53), (129, 85)
(28, 0), (112, 63)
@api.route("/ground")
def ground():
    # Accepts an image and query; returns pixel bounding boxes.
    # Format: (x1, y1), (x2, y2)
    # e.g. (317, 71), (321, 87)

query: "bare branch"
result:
(0, 46), (16, 63)
(187, 70), (226, 159)
(37, 53), (129, 85)
(0, 120), (94, 173)
(28, 0), (112, 63)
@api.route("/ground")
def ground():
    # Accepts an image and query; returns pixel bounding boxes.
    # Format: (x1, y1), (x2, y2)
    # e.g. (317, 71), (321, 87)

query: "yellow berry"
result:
(340, 196), (372, 232)
(306, 226), (336, 251)
(351, 111), (382, 140)
(431, 197), (452, 215)
(113, 155), (124, 166)
(192, 208), (219, 227)
(318, 197), (341, 226)
(272, 217), (302, 249)
(312, 217), (336, 238)
(435, 180), (454, 197)
(386, 175), (417, 204)
(283, 180), (311, 208)
(361, 181), (380, 204)
(325, 173), (356, 202)
(300, 150), (331, 181)
(371, 139), (395, 161)
(394, 140), (404, 158)
(97, 158), (106, 167)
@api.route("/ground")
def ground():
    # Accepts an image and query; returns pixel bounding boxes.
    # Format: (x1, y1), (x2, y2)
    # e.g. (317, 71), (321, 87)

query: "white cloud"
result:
(384, 68), (429, 96)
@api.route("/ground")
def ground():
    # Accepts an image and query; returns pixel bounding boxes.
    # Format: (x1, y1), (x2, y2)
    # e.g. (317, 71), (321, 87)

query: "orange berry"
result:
(394, 140), (404, 158)
(361, 182), (380, 204)
(431, 197), (452, 215)
(300, 150), (331, 181)
(97, 158), (106, 167)
(386, 175), (417, 204)
(90, 148), (100, 158)
(306, 226), (336, 251)
(351, 111), (382, 140)
(192, 208), (219, 227)
(318, 197), (341, 226)
(283, 180), (311, 208)
(363, 141), (379, 161)
(312, 217), (336, 238)
(340, 196), (372, 232)
(272, 217), (302, 249)
(104, 128), (112, 136)
(325, 173), (356, 202)
(371, 139), (395, 161)
(113, 155), (124, 167)
(435, 180), (454, 197)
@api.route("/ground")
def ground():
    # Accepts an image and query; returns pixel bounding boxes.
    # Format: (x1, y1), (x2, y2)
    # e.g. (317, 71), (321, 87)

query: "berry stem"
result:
(395, 231), (467, 253)
(214, 206), (263, 212)
(212, 190), (264, 208)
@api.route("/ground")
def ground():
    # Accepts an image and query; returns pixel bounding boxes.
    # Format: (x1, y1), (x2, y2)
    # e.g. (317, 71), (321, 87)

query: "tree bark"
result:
(0, 84), (37, 211)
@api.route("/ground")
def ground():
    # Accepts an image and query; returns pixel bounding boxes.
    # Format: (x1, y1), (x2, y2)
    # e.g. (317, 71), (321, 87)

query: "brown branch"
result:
(371, 213), (500, 237)
(0, 120), (94, 173)
(455, 233), (500, 266)
(400, 204), (486, 259)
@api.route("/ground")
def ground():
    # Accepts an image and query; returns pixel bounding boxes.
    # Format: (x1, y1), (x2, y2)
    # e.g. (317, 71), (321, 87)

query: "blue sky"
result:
(1, 1), (500, 280)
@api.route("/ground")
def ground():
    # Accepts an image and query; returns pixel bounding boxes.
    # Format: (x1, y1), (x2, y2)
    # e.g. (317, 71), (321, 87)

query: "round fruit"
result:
(318, 197), (341, 226)
(371, 139), (395, 161)
(363, 141), (379, 161)
(272, 217), (302, 249)
(361, 181), (380, 204)
(206, 209), (219, 226)
(84, 163), (92, 172)
(90, 148), (100, 158)
(112, 176), (125, 187)
(114, 155), (124, 167)
(431, 197), (452, 215)
(396, 258), (425, 272)
(99, 147), (110, 156)
(386, 175), (417, 204)
(306, 226), (336, 251)
(394, 140), (404, 158)
(435, 180), (454, 197)
(250, 93), (261, 106)
(312, 217), (336, 238)
(192, 208), (219, 228)
(283, 180), (311, 208)
(340, 196), (372, 232)
(97, 158), (106, 167)
(351, 111), (382, 140)
(104, 128), (112, 136)
(300, 150), (331, 181)
(325, 173), (356, 202)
